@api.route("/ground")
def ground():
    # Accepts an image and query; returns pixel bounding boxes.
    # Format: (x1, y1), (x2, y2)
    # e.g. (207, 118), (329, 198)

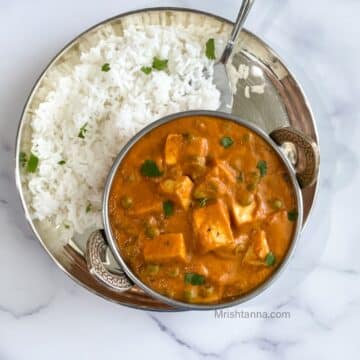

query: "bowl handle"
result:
(270, 127), (320, 189)
(86, 230), (133, 291)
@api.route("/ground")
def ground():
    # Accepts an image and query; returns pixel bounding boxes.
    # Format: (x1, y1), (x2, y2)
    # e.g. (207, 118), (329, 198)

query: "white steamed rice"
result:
(26, 24), (228, 236)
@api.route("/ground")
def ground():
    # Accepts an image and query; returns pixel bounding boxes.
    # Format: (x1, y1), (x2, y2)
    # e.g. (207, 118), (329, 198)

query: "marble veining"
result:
(0, 296), (54, 320)
(0, 0), (359, 359)
(149, 314), (220, 358)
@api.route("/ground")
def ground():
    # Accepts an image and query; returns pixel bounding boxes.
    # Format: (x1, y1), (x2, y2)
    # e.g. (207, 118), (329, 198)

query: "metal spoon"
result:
(214, 0), (255, 112)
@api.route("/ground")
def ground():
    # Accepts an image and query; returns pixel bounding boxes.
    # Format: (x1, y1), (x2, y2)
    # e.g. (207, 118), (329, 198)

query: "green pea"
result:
(183, 288), (197, 302)
(167, 266), (180, 277)
(246, 171), (261, 192)
(238, 192), (254, 206)
(145, 264), (160, 275)
(246, 183), (257, 192)
(145, 226), (160, 239)
(201, 284), (214, 297)
(271, 199), (283, 210)
(193, 188), (207, 199)
(162, 289), (176, 298)
(121, 196), (133, 209)
(247, 171), (261, 184)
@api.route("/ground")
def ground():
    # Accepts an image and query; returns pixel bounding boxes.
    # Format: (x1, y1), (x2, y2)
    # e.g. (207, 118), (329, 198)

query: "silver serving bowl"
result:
(86, 110), (319, 310)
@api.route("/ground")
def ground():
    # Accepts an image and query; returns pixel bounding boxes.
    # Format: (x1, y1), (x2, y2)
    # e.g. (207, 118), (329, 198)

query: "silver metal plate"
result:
(15, 8), (319, 311)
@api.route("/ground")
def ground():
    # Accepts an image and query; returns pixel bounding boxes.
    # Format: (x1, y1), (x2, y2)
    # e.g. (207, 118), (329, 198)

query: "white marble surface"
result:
(1, 0), (359, 358)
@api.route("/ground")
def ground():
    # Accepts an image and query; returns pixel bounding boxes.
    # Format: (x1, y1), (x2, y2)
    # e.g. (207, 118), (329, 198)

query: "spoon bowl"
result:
(214, 0), (255, 112)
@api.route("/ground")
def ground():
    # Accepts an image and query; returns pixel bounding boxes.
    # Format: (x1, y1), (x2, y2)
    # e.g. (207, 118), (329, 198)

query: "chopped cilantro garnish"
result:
(27, 153), (39, 173)
(140, 160), (162, 177)
(184, 273), (205, 285)
(78, 123), (88, 139)
(288, 209), (299, 222)
(101, 63), (110, 72)
(205, 38), (216, 60)
(257, 160), (267, 177)
(86, 203), (92, 213)
(58, 160), (66, 165)
(220, 136), (234, 148)
(265, 252), (276, 266)
(152, 57), (168, 71)
(163, 200), (174, 217)
(141, 66), (152, 75)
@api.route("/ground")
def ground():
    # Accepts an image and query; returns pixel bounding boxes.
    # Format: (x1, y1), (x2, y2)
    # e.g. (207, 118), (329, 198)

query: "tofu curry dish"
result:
(108, 115), (298, 304)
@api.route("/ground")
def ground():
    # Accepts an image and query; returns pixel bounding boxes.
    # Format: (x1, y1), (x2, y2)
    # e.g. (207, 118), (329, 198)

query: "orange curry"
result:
(109, 115), (297, 304)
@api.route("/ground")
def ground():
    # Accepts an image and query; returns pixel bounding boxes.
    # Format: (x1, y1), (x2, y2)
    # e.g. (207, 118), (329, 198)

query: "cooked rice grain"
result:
(26, 25), (225, 236)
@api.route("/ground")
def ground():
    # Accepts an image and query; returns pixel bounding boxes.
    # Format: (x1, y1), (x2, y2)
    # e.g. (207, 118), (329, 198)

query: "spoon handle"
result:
(219, 0), (255, 64)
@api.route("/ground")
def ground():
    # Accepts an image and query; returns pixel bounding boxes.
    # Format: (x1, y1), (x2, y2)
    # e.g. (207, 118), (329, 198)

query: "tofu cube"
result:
(159, 179), (176, 193)
(174, 176), (194, 210)
(143, 233), (186, 263)
(164, 134), (208, 167)
(230, 200), (257, 227)
(193, 200), (234, 253)
(208, 161), (236, 184)
(164, 134), (183, 165)
(160, 176), (194, 210)
(253, 229), (270, 259)
(128, 201), (162, 217)
(185, 136), (208, 158)
(193, 177), (227, 200)
(201, 257), (237, 285)
(243, 230), (270, 265)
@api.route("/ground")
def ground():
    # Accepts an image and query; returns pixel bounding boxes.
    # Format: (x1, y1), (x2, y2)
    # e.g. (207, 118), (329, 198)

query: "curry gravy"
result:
(109, 116), (297, 304)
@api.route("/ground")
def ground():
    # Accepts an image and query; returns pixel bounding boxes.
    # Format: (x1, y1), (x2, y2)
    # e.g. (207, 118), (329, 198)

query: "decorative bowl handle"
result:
(86, 230), (133, 291)
(270, 127), (320, 188)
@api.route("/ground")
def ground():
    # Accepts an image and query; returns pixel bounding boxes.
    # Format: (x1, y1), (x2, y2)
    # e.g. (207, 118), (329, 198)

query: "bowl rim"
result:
(103, 110), (304, 310)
